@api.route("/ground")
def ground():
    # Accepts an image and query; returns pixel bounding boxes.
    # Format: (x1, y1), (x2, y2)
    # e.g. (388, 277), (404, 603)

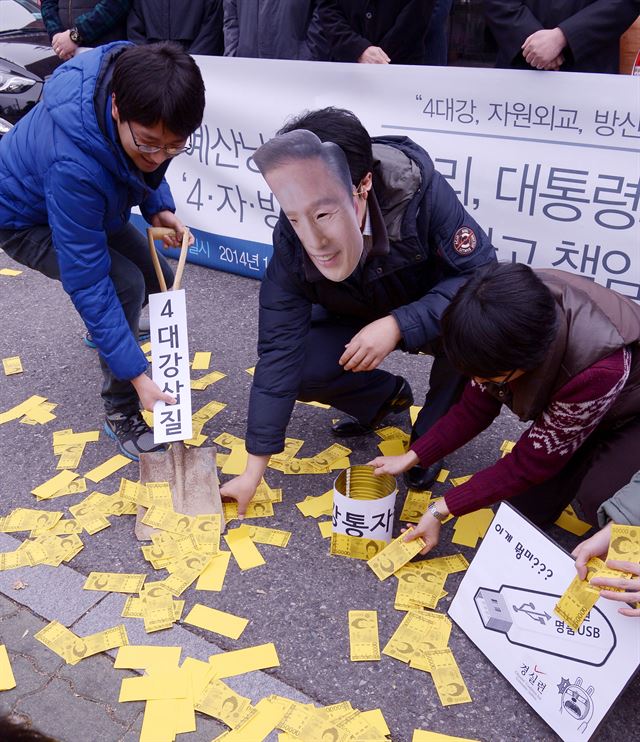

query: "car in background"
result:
(0, 0), (62, 135)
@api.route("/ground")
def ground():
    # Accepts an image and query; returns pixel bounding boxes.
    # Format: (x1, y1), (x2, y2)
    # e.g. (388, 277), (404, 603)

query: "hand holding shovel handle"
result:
(147, 226), (191, 292)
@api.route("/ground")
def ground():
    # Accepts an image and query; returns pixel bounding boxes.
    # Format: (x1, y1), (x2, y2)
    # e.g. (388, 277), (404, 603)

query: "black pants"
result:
(509, 415), (640, 527)
(0, 223), (173, 415)
(296, 308), (467, 438)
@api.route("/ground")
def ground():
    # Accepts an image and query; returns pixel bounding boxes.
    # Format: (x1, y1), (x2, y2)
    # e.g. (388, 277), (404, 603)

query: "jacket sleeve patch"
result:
(453, 226), (477, 255)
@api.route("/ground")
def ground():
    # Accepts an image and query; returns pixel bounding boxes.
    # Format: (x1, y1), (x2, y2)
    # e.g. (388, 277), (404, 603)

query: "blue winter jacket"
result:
(0, 42), (175, 380)
(246, 136), (496, 455)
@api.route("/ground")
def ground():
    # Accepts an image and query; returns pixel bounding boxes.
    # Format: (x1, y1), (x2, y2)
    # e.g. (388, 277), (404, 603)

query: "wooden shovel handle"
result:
(146, 227), (191, 292)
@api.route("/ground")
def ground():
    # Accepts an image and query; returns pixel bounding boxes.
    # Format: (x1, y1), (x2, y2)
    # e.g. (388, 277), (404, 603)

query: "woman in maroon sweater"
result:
(369, 262), (640, 554)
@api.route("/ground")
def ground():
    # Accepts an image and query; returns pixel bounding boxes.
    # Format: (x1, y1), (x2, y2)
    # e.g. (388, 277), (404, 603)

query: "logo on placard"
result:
(453, 227), (477, 255)
(558, 676), (595, 734)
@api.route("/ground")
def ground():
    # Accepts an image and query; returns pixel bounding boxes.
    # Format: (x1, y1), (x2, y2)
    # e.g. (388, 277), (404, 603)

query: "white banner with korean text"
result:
(149, 58), (639, 298)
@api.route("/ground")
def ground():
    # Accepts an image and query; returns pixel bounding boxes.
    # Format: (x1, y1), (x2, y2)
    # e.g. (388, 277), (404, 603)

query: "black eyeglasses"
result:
(127, 122), (189, 156)
(477, 369), (518, 399)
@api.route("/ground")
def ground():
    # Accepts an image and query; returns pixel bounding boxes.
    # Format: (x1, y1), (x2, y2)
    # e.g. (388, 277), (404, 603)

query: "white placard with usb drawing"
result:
(449, 502), (640, 742)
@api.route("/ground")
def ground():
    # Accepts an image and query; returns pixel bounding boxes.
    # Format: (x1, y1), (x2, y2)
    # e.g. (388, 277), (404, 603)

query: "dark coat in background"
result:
(317, 0), (435, 64)
(223, 0), (328, 59)
(41, 0), (130, 45)
(127, 0), (223, 55)
(484, 0), (639, 73)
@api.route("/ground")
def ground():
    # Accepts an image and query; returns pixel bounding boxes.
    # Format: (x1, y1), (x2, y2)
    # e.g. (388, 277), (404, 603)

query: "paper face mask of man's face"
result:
(255, 132), (364, 282)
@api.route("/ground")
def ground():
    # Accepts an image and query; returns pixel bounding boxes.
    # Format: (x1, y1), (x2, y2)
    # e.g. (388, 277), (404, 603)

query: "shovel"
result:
(135, 226), (225, 541)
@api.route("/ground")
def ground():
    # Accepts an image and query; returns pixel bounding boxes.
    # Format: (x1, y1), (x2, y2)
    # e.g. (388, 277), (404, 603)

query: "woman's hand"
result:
(367, 450), (419, 476)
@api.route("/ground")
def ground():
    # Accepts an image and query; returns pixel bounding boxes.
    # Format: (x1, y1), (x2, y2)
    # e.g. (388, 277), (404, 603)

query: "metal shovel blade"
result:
(135, 443), (225, 541)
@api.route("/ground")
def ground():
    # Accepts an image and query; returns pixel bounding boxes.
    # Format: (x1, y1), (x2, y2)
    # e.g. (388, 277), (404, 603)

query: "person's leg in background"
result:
(424, 0), (454, 65)
(405, 353), (468, 489)
(508, 416), (640, 528)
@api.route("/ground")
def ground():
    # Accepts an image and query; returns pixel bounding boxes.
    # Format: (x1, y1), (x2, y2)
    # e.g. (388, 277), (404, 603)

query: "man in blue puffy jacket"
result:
(0, 42), (205, 460)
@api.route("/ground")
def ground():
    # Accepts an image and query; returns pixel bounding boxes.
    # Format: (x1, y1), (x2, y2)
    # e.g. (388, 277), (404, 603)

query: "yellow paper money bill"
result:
(311, 443), (352, 468)
(191, 370), (226, 390)
(196, 678), (257, 729)
(47, 477), (88, 500)
(607, 524), (640, 563)
(67, 625), (129, 665)
(68, 499), (111, 535)
(31, 470), (80, 500)
(161, 554), (210, 596)
(34, 621), (79, 663)
(142, 506), (194, 534)
(134, 582), (177, 632)
(56, 443), (86, 470)
(83, 572), (146, 593)
(145, 482), (175, 509)
(400, 489), (432, 523)
(367, 530), (426, 580)
(2, 356), (23, 375)
(330, 533), (387, 561)
(0, 508), (63, 533)
(296, 490), (333, 518)
(395, 564), (447, 610)
(0, 395), (46, 425)
(20, 400), (57, 425)
(425, 554), (469, 574)
(376, 426), (410, 443)
(383, 610), (451, 663)
(415, 649), (472, 707)
(223, 500), (274, 521)
(240, 525), (291, 547)
(348, 610), (380, 661)
(191, 514), (221, 552)
(0, 549), (30, 571)
(268, 438), (305, 470)
(554, 557), (601, 631)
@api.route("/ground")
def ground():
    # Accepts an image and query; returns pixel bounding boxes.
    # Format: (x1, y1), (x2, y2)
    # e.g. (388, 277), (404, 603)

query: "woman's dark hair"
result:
(442, 262), (558, 378)
(112, 42), (205, 139)
(278, 107), (373, 186)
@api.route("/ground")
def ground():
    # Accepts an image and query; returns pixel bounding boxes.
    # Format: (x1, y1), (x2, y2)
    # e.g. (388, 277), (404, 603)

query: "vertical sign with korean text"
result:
(149, 289), (193, 443)
(449, 503), (640, 741)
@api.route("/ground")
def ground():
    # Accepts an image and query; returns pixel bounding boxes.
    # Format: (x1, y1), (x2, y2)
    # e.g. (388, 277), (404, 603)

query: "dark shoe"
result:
(331, 377), (413, 437)
(104, 410), (168, 461)
(84, 326), (151, 350)
(403, 460), (444, 491)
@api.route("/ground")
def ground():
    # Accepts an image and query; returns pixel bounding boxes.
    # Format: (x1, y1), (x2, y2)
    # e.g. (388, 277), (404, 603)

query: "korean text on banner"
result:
(147, 58), (638, 298)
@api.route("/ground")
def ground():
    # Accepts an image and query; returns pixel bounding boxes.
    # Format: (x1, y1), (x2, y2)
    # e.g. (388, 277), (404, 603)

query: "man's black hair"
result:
(278, 107), (373, 186)
(253, 129), (353, 197)
(442, 262), (558, 379)
(112, 42), (205, 140)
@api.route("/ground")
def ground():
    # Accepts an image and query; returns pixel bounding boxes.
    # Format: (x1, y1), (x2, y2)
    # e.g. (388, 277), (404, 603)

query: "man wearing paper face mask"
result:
(258, 132), (364, 282)
(220, 110), (496, 516)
